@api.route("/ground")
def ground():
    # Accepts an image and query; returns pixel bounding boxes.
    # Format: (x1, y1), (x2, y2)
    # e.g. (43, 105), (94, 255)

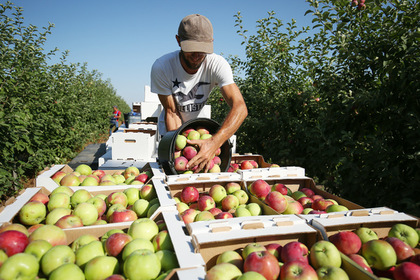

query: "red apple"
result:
(180, 186), (199, 204)
(180, 208), (199, 224)
(265, 243), (282, 261)
(299, 188), (315, 197)
(105, 233), (132, 257)
(240, 160), (254, 170)
(265, 191), (288, 213)
(311, 194), (324, 201)
(348, 253), (373, 274)
(281, 241), (309, 264)
(108, 209), (138, 223)
(311, 198), (334, 211)
(135, 173), (149, 183)
(174, 156), (188, 172)
(244, 251), (280, 280)
(298, 196), (314, 208)
(385, 237), (415, 263)
(182, 146), (198, 161)
(0, 230), (29, 256)
(410, 254), (420, 266)
(272, 183), (289, 195)
(54, 214), (84, 229)
(215, 212), (233, 219)
(393, 261), (420, 280)
(209, 207), (222, 216)
(329, 231), (362, 255)
(29, 192), (49, 205)
(280, 260), (318, 280)
(249, 179), (271, 200)
(197, 195), (216, 211)
(282, 200), (304, 214)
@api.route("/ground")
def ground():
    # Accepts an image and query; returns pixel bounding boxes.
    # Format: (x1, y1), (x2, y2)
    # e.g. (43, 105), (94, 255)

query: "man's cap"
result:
(178, 14), (213, 54)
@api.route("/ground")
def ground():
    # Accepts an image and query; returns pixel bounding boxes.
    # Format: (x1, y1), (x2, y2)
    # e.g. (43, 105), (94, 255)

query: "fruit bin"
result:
(111, 129), (157, 161)
(230, 153), (273, 168)
(35, 162), (161, 191)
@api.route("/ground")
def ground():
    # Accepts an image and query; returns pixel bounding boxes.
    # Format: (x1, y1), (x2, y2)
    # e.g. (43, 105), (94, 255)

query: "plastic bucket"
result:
(157, 118), (232, 175)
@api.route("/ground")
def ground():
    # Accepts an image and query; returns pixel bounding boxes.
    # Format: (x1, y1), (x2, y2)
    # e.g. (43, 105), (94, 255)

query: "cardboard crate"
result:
(164, 266), (206, 280)
(0, 188), (41, 223)
(242, 176), (364, 217)
(165, 172), (241, 185)
(111, 130), (157, 161)
(36, 163), (158, 191)
(230, 154), (272, 168)
(239, 166), (306, 180)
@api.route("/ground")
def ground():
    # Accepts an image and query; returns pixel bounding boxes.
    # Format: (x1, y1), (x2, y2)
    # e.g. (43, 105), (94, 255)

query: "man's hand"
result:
(185, 137), (221, 173)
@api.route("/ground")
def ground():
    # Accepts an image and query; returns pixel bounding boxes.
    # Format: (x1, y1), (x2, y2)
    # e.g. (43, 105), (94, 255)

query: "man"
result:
(151, 14), (248, 173)
(109, 105), (121, 135)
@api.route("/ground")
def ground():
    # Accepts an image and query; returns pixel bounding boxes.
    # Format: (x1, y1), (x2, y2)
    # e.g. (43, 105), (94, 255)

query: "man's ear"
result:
(175, 35), (181, 47)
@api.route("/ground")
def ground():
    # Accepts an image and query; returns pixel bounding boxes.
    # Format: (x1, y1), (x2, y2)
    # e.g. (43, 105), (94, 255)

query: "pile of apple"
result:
(174, 182), (263, 224)
(227, 159), (279, 172)
(206, 239), (353, 280)
(16, 182), (160, 229)
(173, 127), (223, 174)
(327, 223), (420, 280)
(51, 164), (151, 187)
(0, 217), (178, 279)
(247, 179), (350, 215)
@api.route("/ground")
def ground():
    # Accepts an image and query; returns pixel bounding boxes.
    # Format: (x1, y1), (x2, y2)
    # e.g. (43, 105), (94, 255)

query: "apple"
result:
(233, 189), (249, 205)
(216, 250), (243, 270)
(385, 237), (415, 263)
(123, 166), (140, 179)
(123, 250), (161, 280)
(235, 206), (252, 217)
(309, 240), (342, 269)
(0, 223), (29, 236)
(140, 184), (157, 201)
(208, 163), (221, 173)
(242, 243), (266, 259)
(329, 231), (362, 255)
(51, 170), (67, 184)
(326, 204), (349, 213)
(155, 249), (178, 272)
(197, 127), (210, 135)
(347, 253), (373, 274)
(410, 254), (420, 266)
(0, 230), (29, 257)
(147, 202), (160, 218)
(71, 234), (98, 252)
(101, 229), (124, 244)
(237, 271), (266, 280)
(87, 196), (107, 216)
(153, 230), (173, 251)
(198, 195), (216, 211)
(187, 130), (201, 140)
(101, 174), (117, 184)
(181, 208), (199, 224)
(19, 201), (47, 225)
(265, 243), (282, 260)
(133, 198), (150, 218)
(300, 187), (315, 197)
(244, 251), (280, 280)
(41, 244), (76, 276)
(209, 206), (222, 216)
(55, 214), (84, 229)
(291, 191), (307, 200)
(355, 227), (379, 244)
(246, 203), (262, 216)
(75, 163), (92, 175)
(311, 199), (334, 211)
(47, 192), (71, 211)
(48, 263), (84, 280)
(28, 224), (67, 246)
(109, 209), (138, 223)
(105, 232), (132, 257)
(281, 241), (309, 264)
(75, 240), (105, 269)
(272, 183), (289, 195)
(228, 163), (240, 172)
(128, 218), (159, 241)
(60, 173), (81, 186)
(250, 160), (258, 168)
(27, 224), (43, 235)
(24, 239), (52, 262)
(194, 210), (215, 221)
(302, 208), (314, 214)
(106, 192), (128, 208)
(393, 261), (420, 280)
(280, 260), (318, 280)
(174, 156), (188, 172)
(316, 266), (350, 280)
(180, 186), (199, 204)
(73, 202), (99, 226)
(225, 182), (241, 194)
(388, 223), (419, 248)
(298, 196), (314, 208)
(29, 192), (49, 204)
(209, 184), (227, 204)
(205, 263), (243, 280)
(84, 255), (120, 280)
(70, 189), (93, 207)
(0, 253), (39, 280)
(240, 160), (254, 170)
(92, 169), (106, 179)
(215, 211), (233, 219)
(182, 145), (198, 161)
(282, 200), (304, 214)
(249, 179), (271, 200)
(112, 174), (126, 185)
(221, 194), (240, 211)
(362, 239), (397, 270)
(175, 134), (187, 150)
(265, 191), (288, 213)
(122, 238), (154, 261)
(106, 203), (126, 220)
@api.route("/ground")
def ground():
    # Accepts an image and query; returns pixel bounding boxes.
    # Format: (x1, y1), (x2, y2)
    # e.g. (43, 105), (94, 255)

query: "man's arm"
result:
(186, 83), (248, 172)
(158, 94), (183, 132)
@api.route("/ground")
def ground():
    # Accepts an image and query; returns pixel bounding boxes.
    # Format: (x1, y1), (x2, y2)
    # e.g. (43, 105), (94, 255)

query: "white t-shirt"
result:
(151, 51), (234, 135)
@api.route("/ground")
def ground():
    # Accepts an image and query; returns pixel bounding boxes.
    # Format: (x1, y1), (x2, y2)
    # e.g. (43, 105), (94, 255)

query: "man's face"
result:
(180, 51), (206, 72)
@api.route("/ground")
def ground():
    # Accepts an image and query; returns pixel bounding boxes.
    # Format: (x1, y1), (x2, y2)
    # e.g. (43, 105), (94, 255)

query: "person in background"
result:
(109, 105), (121, 135)
(150, 14), (248, 173)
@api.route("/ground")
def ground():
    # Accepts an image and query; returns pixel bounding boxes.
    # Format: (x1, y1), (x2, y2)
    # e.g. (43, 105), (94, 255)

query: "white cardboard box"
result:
(0, 188), (41, 223)
(165, 172), (241, 185)
(239, 166), (306, 180)
(111, 131), (157, 161)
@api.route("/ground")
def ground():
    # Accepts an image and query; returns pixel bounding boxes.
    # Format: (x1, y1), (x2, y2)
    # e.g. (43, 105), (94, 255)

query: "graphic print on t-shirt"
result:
(172, 81), (210, 113)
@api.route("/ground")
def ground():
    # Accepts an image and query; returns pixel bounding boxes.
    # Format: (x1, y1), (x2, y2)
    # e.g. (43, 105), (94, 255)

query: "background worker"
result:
(150, 14), (248, 172)
(109, 105), (121, 135)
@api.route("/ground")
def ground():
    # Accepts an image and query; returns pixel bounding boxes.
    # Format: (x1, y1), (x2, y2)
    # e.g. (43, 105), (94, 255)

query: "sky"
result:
(9, 0), (315, 107)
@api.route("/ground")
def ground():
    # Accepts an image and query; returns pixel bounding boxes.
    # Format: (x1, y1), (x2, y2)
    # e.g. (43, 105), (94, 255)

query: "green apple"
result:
(140, 184), (157, 201)
(87, 196), (107, 217)
(317, 266), (349, 280)
(175, 134), (187, 150)
(50, 185), (74, 196)
(122, 238), (154, 261)
(147, 202), (160, 218)
(73, 202), (99, 226)
(242, 243), (266, 259)
(216, 250), (243, 270)
(205, 263), (242, 280)
(155, 249), (179, 272)
(291, 191), (307, 200)
(123, 250), (161, 280)
(237, 271), (266, 280)
(41, 245), (76, 276)
(24, 239), (52, 261)
(233, 189), (249, 205)
(47, 192), (71, 211)
(326, 204), (349, 213)
(309, 240), (342, 269)
(0, 250), (7, 266)
(355, 227), (379, 244)
(75, 240), (105, 269)
(152, 230), (173, 251)
(388, 223), (419, 248)
(0, 253), (39, 280)
(124, 187), (141, 205)
(132, 199), (150, 218)
(19, 201), (47, 225)
(187, 130), (201, 140)
(84, 255), (120, 280)
(49, 263), (85, 280)
(81, 176), (99, 186)
(75, 164), (92, 175)
(113, 174), (126, 185)
(71, 234), (98, 252)
(246, 203), (262, 216)
(128, 218), (159, 241)
(361, 239), (397, 270)
(235, 207), (252, 217)
(28, 224), (67, 246)
(45, 207), (72, 225)
(302, 207), (313, 214)
(70, 189), (93, 208)
(208, 184), (227, 204)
